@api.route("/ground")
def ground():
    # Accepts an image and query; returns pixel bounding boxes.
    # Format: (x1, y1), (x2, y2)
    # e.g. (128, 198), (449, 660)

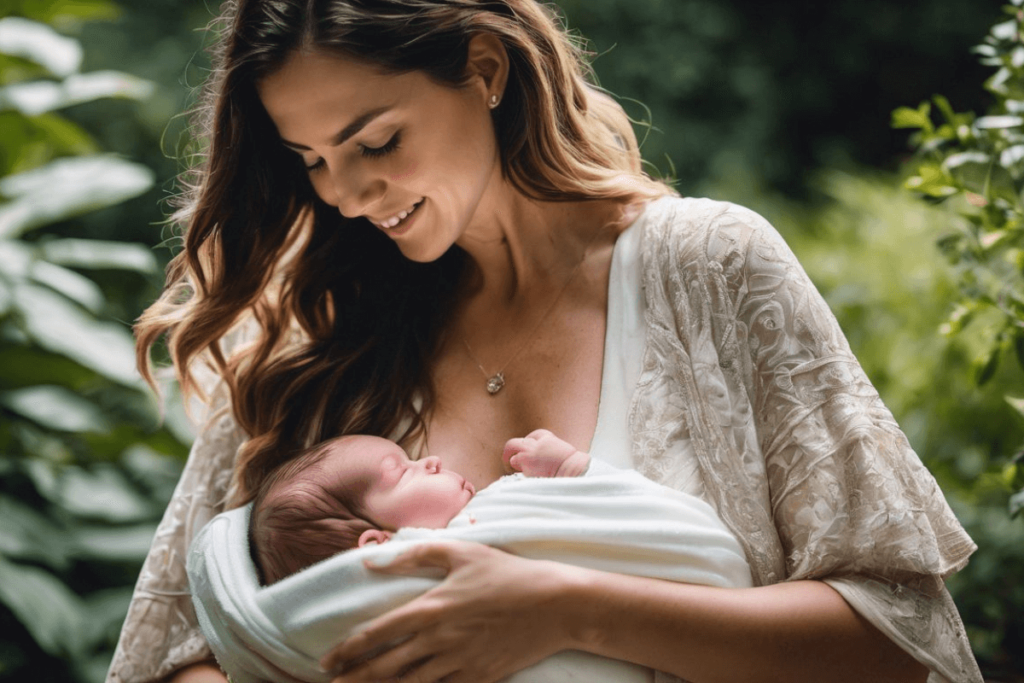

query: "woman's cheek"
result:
(389, 163), (418, 183)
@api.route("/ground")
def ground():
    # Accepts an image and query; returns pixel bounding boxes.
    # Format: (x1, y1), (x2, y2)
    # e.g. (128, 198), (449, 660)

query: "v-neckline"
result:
(583, 204), (647, 464)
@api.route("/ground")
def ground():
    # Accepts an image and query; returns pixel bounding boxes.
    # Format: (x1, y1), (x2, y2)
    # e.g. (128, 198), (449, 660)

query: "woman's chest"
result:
(423, 301), (609, 489)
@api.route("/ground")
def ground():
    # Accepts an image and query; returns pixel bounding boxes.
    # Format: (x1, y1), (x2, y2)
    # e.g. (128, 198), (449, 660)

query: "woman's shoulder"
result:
(639, 195), (790, 271)
(642, 195), (775, 246)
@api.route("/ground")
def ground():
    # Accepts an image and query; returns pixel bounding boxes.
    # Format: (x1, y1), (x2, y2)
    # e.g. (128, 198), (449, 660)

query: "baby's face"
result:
(328, 436), (476, 530)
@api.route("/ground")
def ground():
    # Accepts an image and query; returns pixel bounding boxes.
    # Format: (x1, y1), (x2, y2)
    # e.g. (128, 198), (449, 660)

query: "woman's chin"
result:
(395, 238), (452, 264)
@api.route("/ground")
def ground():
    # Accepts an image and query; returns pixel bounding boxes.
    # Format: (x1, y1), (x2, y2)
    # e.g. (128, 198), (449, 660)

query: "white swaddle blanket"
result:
(188, 461), (753, 683)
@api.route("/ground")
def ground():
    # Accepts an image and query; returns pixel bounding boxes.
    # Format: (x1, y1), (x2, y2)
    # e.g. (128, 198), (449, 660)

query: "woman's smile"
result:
(257, 48), (501, 263)
(371, 198), (425, 233)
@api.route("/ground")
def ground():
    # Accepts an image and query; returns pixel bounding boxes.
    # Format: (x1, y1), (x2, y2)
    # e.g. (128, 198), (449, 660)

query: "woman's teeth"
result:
(379, 200), (422, 229)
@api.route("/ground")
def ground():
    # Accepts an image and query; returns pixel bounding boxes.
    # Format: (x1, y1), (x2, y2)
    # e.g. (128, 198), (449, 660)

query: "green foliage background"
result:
(0, 0), (1021, 681)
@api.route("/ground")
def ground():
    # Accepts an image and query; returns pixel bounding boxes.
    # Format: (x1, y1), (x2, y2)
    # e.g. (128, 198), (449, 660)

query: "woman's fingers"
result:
(381, 654), (461, 683)
(327, 544), (569, 683)
(365, 541), (461, 576)
(328, 634), (430, 683)
(324, 544), (478, 671)
(321, 601), (436, 672)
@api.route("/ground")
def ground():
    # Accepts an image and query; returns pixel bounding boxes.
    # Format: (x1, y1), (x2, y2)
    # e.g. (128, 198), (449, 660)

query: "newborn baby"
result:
(250, 429), (591, 584)
(193, 431), (753, 683)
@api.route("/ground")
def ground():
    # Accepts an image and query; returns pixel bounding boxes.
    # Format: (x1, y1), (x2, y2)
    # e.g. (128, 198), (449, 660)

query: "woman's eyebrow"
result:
(280, 105), (394, 151)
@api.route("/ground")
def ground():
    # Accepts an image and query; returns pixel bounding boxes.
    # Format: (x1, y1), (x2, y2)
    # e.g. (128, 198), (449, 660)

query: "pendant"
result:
(486, 373), (505, 395)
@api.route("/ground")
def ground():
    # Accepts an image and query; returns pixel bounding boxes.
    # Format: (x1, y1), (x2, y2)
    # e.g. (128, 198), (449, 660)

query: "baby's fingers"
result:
(501, 438), (530, 470)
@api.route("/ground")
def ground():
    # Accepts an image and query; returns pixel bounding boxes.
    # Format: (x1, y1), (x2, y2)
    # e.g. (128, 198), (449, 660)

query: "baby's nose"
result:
(421, 456), (442, 473)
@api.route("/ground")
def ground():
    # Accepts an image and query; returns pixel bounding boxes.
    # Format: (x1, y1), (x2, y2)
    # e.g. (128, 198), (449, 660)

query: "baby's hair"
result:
(249, 436), (379, 585)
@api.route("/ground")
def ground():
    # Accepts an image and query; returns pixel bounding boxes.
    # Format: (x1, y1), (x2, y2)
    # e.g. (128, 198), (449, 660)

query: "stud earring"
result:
(488, 94), (500, 109)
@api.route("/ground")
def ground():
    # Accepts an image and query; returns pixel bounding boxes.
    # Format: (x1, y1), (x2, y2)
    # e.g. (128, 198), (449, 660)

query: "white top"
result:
(588, 207), (645, 469)
(591, 209), (705, 498)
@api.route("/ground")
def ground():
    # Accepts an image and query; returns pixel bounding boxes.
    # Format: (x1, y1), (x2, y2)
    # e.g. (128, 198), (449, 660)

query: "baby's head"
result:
(249, 435), (475, 585)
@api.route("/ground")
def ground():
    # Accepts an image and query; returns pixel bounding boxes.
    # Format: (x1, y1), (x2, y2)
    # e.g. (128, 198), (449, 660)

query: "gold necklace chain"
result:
(461, 225), (606, 396)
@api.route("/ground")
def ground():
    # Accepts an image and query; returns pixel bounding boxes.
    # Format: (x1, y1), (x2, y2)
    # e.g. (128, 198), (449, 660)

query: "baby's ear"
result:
(358, 529), (393, 547)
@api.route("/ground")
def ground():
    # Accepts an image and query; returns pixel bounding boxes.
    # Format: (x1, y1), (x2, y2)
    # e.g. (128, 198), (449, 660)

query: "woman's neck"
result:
(455, 181), (629, 303)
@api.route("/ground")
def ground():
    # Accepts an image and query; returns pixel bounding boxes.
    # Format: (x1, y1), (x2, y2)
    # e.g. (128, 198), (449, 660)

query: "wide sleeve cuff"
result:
(826, 575), (983, 683)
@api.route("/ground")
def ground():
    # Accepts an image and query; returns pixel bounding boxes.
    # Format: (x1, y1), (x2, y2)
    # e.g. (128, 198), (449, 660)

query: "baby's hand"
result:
(501, 429), (589, 477)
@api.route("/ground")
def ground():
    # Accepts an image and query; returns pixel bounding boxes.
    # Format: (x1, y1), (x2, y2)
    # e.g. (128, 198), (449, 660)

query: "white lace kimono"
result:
(107, 197), (983, 683)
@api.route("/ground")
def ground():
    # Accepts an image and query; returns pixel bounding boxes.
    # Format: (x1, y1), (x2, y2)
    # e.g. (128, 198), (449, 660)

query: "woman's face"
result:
(257, 46), (503, 262)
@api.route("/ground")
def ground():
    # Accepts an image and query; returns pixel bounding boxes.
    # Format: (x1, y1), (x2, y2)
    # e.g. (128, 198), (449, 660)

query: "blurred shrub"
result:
(893, 0), (1024, 525)
(0, 4), (191, 682)
(560, 0), (997, 195)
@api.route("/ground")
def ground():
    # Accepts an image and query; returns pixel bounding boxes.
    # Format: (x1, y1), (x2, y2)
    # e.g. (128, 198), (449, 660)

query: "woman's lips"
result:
(375, 198), (424, 232)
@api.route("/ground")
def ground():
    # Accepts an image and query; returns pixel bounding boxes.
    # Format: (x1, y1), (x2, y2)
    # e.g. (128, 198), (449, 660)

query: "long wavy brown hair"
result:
(136, 0), (673, 506)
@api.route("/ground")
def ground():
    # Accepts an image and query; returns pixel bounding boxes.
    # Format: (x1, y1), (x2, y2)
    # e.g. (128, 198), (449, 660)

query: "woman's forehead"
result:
(257, 49), (419, 143)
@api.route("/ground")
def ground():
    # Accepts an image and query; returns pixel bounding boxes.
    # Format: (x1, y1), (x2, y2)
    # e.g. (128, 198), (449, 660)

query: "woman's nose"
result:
(420, 456), (442, 473)
(322, 160), (384, 219)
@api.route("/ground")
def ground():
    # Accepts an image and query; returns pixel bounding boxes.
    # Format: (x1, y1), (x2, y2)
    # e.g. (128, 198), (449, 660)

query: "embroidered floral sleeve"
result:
(633, 197), (983, 683)
(106, 380), (245, 683)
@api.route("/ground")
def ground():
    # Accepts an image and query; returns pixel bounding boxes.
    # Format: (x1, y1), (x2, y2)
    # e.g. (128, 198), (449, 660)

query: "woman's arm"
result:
(562, 559), (928, 683)
(163, 661), (228, 683)
(321, 542), (927, 683)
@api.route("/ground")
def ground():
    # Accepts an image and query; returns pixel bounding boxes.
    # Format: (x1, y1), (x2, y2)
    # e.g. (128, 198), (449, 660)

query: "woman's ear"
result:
(358, 529), (393, 547)
(465, 33), (509, 106)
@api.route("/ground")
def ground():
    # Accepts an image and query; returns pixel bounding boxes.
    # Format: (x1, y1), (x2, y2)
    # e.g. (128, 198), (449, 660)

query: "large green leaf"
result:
(0, 385), (110, 433)
(0, 17), (82, 77)
(0, 345), (97, 389)
(0, 277), (11, 314)
(0, 235), (30, 277)
(0, 70), (154, 116)
(1007, 395), (1024, 419)
(0, 155), (154, 239)
(0, 494), (71, 569)
(13, 283), (140, 387)
(82, 586), (133, 641)
(0, 556), (87, 658)
(42, 238), (158, 273)
(29, 259), (104, 312)
(0, 53), (50, 86)
(0, 111), (97, 176)
(1011, 489), (1024, 517)
(47, 463), (153, 522)
(0, 236), (135, 311)
(70, 523), (157, 562)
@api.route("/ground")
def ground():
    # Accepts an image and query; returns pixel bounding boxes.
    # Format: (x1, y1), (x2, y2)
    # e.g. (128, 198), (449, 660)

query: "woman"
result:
(109, 1), (982, 682)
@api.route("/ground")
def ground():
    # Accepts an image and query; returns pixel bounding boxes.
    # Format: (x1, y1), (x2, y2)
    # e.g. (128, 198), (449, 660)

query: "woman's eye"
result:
(305, 158), (326, 173)
(359, 131), (401, 160)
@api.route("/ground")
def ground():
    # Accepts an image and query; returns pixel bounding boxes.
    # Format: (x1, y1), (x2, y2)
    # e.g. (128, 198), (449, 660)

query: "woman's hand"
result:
(320, 540), (577, 683)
